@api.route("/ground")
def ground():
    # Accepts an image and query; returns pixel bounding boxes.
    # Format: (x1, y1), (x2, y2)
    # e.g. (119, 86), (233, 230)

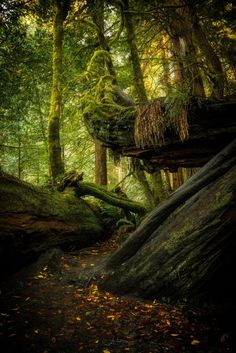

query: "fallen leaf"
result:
(191, 339), (200, 345)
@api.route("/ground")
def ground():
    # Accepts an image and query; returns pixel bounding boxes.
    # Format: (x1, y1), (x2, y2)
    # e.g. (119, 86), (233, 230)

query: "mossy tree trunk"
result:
(48, 0), (70, 182)
(100, 140), (236, 301)
(95, 141), (107, 186)
(89, 0), (110, 186)
(150, 170), (166, 204)
(0, 172), (104, 279)
(123, 0), (148, 103)
(89, 0), (118, 84)
(133, 159), (156, 210)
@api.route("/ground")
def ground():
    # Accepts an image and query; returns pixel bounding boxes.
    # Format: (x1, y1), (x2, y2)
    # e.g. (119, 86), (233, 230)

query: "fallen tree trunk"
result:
(100, 140), (236, 302)
(0, 173), (104, 279)
(84, 96), (236, 170)
(58, 171), (146, 215)
(74, 182), (146, 215)
(106, 139), (236, 268)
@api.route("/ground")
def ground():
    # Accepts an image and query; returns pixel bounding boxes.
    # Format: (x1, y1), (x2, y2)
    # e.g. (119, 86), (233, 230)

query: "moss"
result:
(0, 174), (103, 237)
(212, 191), (233, 211)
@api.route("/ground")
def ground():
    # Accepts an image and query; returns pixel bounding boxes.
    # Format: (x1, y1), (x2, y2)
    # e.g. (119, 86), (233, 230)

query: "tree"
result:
(100, 139), (236, 301)
(0, 170), (104, 277)
(48, 0), (70, 182)
(192, 12), (224, 98)
(122, 0), (148, 103)
(95, 141), (107, 185)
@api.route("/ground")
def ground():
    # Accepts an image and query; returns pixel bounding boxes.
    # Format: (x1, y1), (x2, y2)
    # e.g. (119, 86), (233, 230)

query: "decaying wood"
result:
(84, 96), (236, 170)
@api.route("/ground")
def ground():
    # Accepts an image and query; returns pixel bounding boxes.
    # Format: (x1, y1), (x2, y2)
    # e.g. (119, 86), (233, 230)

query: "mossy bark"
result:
(123, 0), (148, 103)
(74, 181), (146, 215)
(0, 172), (104, 279)
(89, 0), (118, 84)
(85, 96), (236, 170)
(48, 0), (70, 181)
(95, 141), (107, 186)
(101, 165), (236, 301)
(133, 159), (156, 210)
(100, 141), (236, 301)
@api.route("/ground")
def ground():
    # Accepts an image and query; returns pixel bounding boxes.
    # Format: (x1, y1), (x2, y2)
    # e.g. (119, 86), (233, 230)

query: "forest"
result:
(0, 0), (236, 352)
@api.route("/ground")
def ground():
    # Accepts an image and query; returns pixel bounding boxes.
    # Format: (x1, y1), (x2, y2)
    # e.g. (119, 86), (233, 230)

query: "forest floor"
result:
(0, 232), (235, 353)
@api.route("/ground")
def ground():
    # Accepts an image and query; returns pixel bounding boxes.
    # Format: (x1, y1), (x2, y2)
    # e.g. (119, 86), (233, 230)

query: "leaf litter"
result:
(0, 233), (235, 353)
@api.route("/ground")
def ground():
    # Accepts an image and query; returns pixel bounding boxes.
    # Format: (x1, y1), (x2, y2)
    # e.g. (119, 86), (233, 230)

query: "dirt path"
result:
(0, 234), (235, 353)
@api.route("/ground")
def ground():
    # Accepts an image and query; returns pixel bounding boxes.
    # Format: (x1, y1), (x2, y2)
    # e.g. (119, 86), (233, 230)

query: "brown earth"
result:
(0, 233), (235, 353)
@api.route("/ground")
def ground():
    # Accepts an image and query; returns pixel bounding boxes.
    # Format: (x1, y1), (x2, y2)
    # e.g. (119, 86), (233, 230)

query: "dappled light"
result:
(0, 0), (236, 352)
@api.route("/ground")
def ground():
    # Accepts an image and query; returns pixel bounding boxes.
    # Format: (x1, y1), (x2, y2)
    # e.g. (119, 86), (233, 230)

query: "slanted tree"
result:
(100, 139), (236, 302)
(192, 11), (224, 99)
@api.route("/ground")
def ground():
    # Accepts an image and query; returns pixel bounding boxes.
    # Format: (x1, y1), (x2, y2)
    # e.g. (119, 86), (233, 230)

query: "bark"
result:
(169, 1), (205, 97)
(0, 172), (104, 279)
(58, 171), (146, 214)
(171, 36), (185, 89)
(161, 36), (171, 95)
(150, 170), (166, 203)
(123, 0), (148, 103)
(171, 168), (184, 190)
(74, 182), (146, 215)
(89, 0), (118, 84)
(105, 139), (236, 268)
(84, 95), (236, 170)
(133, 159), (156, 210)
(192, 16), (224, 99)
(101, 140), (236, 301)
(95, 141), (107, 186)
(48, 0), (69, 181)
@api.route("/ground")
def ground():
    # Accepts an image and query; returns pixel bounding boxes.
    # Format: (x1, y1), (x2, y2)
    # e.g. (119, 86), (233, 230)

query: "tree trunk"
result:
(123, 0), (148, 103)
(133, 159), (155, 210)
(89, 0), (118, 84)
(0, 172), (104, 280)
(171, 168), (184, 190)
(74, 181), (146, 215)
(150, 170), (166, 203)
(48, 0), (69, 182)
(100, 140), (236, 301)
(161, 36), (171, 95)
(95, 141), (107, 186)
(168, 0), (205, 96)
(84, 95), (236, 170)
(105, 139), (236, 268)
(192, 16), (224, 99)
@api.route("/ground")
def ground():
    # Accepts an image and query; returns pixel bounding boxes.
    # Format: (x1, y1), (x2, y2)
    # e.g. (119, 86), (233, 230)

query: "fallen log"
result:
(0, 172), (104, 279)
(84, 96), (236, 170)
(100, 140), (236, 302)
(58, 171), (147, 215)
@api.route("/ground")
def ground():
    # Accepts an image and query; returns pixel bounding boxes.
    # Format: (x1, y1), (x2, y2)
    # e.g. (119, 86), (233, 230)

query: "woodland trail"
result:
(0, 233), (235, 353)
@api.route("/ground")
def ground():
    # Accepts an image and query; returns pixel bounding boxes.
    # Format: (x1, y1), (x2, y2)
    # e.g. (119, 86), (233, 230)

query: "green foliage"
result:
(1, 0), (235, 202)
